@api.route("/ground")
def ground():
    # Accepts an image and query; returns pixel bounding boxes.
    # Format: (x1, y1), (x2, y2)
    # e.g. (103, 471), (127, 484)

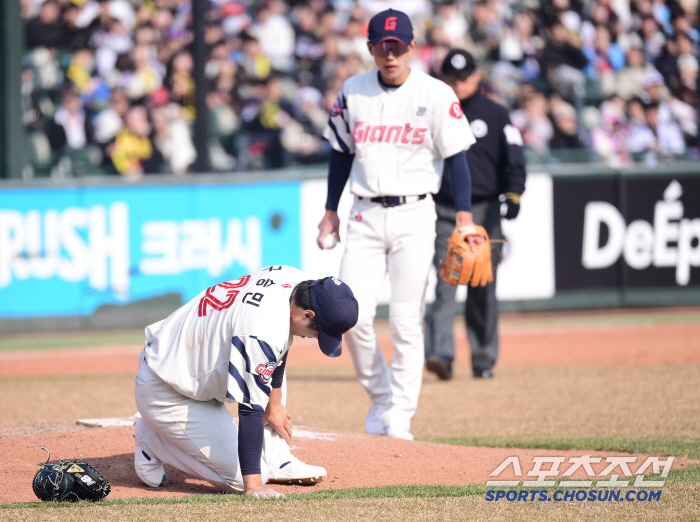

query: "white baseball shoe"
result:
(134, 442), (168, 487)
(268, 455), (327, 485)
(134, 419), (168, 488)
(364, 402), (387, 435)
(385, 420), (414, 441)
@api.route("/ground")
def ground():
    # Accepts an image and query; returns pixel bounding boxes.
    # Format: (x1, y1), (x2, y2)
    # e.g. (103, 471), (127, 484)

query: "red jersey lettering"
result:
(401, 124), (413, 144)
(353, 121), (365, 142)
(353, 123), (428, 145)
(411, 128), (426, 145)
(386, 126), (402, 142)
(255, 362), (277, 385)
(369, 125), (386, 142)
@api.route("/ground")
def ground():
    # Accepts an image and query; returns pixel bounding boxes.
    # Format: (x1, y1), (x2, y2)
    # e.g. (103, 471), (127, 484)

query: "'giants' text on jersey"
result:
(323, 69), (476, 198)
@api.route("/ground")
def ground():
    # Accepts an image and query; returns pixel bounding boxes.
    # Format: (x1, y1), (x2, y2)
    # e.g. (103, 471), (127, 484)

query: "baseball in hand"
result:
(322, 232), (338, 250)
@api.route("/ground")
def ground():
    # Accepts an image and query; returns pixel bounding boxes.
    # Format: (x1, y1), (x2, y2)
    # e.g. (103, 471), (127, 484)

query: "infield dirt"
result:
(0, 309), (698, 506)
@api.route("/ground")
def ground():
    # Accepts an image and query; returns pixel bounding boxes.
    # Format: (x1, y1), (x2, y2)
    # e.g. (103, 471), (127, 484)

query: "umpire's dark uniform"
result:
(425, 50), (526, 379)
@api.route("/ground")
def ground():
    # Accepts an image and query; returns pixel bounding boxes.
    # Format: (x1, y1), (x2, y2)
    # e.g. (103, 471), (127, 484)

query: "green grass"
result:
(659, 463), (700, 483)
(0, 485), (487, 509)
(0, 330), (144, 351)
(3, 308), (699, 352)
(4, 466), (700, 510)
(501, 310), (700, 329)
(426, 436), (700, 459)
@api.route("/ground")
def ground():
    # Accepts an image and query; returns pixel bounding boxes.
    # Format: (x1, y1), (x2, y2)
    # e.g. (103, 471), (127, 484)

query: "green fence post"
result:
(1, 0), (25, 178)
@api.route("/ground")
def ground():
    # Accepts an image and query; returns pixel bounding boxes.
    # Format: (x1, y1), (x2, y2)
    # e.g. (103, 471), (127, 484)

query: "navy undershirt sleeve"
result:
(270, 352), (288, 389)
(238, 405), (264, 476)
(325, 149), (354, 211)
(444, 151), (472, 212)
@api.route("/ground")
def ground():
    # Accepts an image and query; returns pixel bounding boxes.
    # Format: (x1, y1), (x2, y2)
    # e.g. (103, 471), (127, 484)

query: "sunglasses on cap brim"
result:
(371, 39), (409, 57)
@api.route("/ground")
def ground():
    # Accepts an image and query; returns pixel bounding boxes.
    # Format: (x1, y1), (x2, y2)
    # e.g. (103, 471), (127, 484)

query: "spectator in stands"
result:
(26, 0), (66, 49)
(65, 48), (95, 95)
(63, 2), (98, 49)
(434, 1), (469, 49)
(48, 89), (91, 154)
(468, 0), (504, 63)
(165, 50), (195, 120)
(338, 17), (372, 68)
(677, 52), (698, 107)
(643, 100), (686, 158)
(151, 105), (197, 176)
(583, 25), (626, 98)
(550, 100), (584, 151)
(511, 10), (542, 84)
(236, 33), (272, 83)
(250, 0), (295, 73)
(93, 17), (134, 79)
(640, 13), (665, 60)
(541, 21), (588, 102)
(236, 77), (285, 171)
(281, 82), (329, 164)
(518, 91), (553, 157)
(293, 3), (326, 76)
(643, 66), (698, 154)
(109, 105), (162, 176)
(641, 67), (695, 136)
(126, 45), (164, 100)
(591, 98), (631, 166)
(93, 88), (129, 148)
(617, 46), (648, 100)
(627, 96), (655, 161)
(18, 0), (700, 175)
(314, 34), (342, 93)
(627, 99), (686, 164)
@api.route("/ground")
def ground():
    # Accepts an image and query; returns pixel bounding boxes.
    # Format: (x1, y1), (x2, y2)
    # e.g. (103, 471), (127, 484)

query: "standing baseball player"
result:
(133, 266), (358, 497)
(317, 9), (480, 440)
(425, 50), (526, 380)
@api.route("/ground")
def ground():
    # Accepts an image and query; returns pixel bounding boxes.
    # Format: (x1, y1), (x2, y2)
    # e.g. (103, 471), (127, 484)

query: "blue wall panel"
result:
(0, 182), (301, 317)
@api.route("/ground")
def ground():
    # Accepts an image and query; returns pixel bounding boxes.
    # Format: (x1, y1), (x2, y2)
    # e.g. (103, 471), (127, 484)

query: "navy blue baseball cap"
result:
(367, 9), (414, 46)
(441, 49), (478, 77)
(309, 277), (359, 358)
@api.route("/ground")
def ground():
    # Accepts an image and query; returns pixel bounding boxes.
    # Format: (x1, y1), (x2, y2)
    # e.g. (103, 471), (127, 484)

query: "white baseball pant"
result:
(134, 355), (290, 492)
(340, 195), (437, 430)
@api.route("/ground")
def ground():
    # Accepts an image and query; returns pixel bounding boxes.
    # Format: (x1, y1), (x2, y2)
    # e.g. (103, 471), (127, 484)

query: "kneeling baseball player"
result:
(133, 266), (358, 498)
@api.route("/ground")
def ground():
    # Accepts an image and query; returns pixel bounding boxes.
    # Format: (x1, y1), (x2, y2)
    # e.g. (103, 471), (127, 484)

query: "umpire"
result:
(424, 49), (526, 380)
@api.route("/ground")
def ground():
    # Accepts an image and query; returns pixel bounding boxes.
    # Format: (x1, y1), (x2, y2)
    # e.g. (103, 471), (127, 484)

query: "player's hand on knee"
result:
(247, 485), (285, 499)
(264, 403), (293, 443)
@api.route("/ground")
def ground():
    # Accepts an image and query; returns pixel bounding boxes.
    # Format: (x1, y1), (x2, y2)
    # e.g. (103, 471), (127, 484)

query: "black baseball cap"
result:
(441, 49), (478, 77)
(309, 277), (359, 358)
(367, 8), (414, 46)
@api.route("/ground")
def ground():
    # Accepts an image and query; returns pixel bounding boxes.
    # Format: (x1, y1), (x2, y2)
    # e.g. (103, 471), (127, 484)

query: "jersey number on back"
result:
(198, 275), (251, 317)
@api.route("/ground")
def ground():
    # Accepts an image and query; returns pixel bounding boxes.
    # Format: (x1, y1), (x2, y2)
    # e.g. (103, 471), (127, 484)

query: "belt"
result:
(358, 194), (427, 208)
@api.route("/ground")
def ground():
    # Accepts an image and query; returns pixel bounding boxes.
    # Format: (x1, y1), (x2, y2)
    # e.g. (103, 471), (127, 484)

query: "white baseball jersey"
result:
(323, 69), (476, 197)
(142, 265), (306, 411)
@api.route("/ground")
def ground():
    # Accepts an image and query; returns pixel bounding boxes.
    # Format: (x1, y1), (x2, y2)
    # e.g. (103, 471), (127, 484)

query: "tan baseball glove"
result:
(438, 225), (493, 287)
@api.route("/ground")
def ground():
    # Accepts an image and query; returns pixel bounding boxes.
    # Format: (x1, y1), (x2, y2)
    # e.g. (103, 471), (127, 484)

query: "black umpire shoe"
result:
(473, 368), (494, 379)
(426, 355), (453, 380)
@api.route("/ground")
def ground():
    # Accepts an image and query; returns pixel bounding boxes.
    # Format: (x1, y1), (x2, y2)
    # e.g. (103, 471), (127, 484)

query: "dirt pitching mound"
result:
(1, 421), (695, 504)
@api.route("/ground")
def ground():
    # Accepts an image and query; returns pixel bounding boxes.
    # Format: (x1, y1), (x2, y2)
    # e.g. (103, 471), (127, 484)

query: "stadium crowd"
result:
(20, 0), (700, 176)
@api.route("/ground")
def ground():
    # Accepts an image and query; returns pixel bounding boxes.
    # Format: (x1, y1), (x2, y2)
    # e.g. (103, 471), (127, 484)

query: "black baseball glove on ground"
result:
(33, 448), (111, 502)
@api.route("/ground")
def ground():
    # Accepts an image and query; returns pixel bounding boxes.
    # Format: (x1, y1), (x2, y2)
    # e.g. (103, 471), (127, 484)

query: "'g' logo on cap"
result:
(368, 9), (413, 46)
(451, 54), (467, 70)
